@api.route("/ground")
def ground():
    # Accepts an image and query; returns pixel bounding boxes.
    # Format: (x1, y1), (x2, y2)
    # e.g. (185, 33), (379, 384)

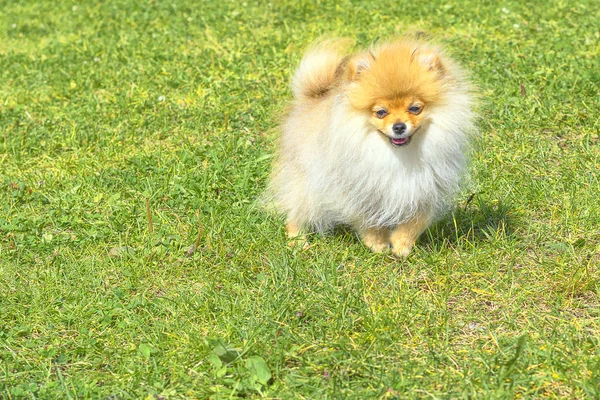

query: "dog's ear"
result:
(412, 48), (445, 75)
(347, 50), (375, 81)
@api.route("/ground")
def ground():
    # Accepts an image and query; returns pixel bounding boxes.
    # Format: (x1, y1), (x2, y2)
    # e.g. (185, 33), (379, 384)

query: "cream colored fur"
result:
(266, 39), (476, 254)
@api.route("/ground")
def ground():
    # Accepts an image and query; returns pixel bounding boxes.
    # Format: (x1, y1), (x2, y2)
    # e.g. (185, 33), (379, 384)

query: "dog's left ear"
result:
(347, 50), (375, 81)
(412, 48), (445, 75)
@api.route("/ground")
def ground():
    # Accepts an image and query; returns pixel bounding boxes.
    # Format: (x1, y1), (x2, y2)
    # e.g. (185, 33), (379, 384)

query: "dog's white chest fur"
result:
(296, 99), (469, 230)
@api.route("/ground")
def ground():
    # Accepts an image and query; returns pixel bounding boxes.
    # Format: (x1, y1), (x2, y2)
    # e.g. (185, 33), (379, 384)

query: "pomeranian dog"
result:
(266, 37), (475, 257)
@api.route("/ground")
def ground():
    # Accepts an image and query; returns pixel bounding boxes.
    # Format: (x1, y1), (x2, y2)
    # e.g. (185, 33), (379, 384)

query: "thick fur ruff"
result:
(266, 38), (475, 233)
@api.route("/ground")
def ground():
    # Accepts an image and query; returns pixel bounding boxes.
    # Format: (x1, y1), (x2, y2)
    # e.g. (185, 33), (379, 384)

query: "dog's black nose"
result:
(392, 122), (407, 135)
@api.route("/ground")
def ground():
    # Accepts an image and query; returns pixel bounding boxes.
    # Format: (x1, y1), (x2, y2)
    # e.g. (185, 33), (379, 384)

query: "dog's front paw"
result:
(390, 217), (429, 258)
(391, 235), (416, 258)
(362, 228), (390, 253)
(366, 241), (389, 253)
(391, 242), (414, 258)
(286, 222), (311, 249)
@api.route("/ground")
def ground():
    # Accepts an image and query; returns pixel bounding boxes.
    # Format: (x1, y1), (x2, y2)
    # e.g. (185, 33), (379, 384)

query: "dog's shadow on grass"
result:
(421, 196), (516, 248)
(326, 195), (515, 250)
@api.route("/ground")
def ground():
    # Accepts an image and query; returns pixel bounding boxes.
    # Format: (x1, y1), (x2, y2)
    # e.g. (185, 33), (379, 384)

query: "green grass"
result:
(1, 0), (599, 398)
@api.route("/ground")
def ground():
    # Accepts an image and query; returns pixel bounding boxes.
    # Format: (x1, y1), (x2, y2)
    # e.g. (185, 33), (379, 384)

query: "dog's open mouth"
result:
(390, 136), (411, 147)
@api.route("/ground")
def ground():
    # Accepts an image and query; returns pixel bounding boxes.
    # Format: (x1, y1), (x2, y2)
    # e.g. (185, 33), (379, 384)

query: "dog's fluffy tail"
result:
(291, 39), (352, 100)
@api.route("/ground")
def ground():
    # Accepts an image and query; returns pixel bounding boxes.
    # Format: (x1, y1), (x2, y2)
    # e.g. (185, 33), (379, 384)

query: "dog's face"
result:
(344, 41), (446, 148)
(369, 97), (427, 147)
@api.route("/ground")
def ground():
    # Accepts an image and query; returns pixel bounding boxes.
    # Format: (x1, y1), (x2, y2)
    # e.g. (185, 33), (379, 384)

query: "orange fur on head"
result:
(347, 40), (446, 112)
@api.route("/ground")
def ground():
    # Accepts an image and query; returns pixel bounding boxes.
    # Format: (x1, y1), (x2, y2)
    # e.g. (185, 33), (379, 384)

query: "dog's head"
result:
(345, 40), (449, 147)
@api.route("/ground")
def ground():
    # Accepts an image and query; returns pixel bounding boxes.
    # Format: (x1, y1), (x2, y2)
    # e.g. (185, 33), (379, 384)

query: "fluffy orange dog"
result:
(267, 38), (475, 257)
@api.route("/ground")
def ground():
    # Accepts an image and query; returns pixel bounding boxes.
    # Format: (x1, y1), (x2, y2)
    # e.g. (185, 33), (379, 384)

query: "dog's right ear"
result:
(411, 48), (445, 76)
(347, 51), (375, 81)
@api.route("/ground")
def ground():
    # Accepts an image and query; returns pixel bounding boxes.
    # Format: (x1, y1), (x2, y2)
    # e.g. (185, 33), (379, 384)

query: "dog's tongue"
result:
(392, 137), (408, 145)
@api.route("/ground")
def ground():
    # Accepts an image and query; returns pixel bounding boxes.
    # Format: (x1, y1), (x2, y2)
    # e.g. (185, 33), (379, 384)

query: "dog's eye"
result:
(408, 105), (423, 115)
(375, 109), (388, 118)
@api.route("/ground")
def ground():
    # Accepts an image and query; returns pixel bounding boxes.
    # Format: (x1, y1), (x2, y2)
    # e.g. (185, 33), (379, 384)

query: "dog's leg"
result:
(286, 220), (310, 249)
(286, 221), (302, 238)
(361, 227), (390, 253)
(390, 214), (432, 258)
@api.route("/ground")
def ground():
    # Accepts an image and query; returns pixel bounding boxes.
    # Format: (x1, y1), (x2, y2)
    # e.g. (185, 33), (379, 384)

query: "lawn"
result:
(1, 0), (599, 398)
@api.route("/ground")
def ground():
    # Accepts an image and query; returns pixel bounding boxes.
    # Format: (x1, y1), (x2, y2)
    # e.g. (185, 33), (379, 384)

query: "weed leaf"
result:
(138, 343), (157, 358)
(211, 342), (240, 364)
(245, 355), (271, 385)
